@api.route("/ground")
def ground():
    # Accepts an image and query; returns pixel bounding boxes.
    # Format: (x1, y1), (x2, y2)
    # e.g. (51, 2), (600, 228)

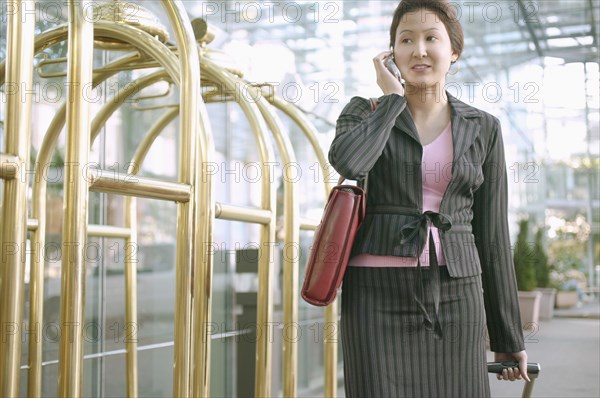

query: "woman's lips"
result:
(411, 64), (430, 71)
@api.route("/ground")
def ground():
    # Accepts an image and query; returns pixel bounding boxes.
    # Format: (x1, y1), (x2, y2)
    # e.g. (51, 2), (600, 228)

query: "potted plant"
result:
(533, 227), (556, 319)
(550, 268), (585, 309)
(513, 219), (542, 330)
(554, 282), (579, 309)
(547, 214), (590, 309)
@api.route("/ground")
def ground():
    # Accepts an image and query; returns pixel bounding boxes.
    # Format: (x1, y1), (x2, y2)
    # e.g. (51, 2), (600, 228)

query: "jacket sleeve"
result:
(472, 117), (525, 353)
(328, 93), (406, 180)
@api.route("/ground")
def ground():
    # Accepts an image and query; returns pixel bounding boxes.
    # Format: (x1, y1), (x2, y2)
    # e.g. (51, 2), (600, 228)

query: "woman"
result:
(329, 0), (529, 396)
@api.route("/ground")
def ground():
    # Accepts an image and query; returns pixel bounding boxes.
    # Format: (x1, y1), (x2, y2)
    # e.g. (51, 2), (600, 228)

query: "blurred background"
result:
(0, 0), (598, 396)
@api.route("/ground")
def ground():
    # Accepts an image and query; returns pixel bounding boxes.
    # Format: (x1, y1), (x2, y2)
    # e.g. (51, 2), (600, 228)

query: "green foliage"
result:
(550, 267), (587, 291)
(547, 213), (590, 291)
(513, 218), (537, 292)
(533, 227), (551, 288)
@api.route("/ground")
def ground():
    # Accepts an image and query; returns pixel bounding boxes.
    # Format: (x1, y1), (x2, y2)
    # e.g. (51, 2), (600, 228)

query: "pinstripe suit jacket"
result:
(329, 92), (525, 352)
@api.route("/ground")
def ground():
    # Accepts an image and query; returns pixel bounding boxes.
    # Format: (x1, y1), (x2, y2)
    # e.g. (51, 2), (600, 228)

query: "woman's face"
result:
(393, 9), (457, 88)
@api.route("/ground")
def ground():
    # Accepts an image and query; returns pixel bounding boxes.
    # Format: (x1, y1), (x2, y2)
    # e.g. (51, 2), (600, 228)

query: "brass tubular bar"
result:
(87, 225), (132, 239)
(93, 23), (180, 82)
(122, 107), (180, 397)
(267, 96), (333, 197)
(88, 170), (192, 203)
(28, 59), (131, 398)
(91, 70), (174, 141)
(30, 29), (179, 394)
(250, 87), (300, 397)
(51, 26), (181, 393)
(40, 71), (174, 397)
(87, 58), (165, 75)
(32, 43), (236, 80)
(24, 21), (180, 398)
(37, 54), (178, 78)
(299, 218), (319, 231)
(128, 110), (274, 231)
(27, 33), (175, 397)
(27, 219), (39, 232)
(188, 57), (216, 398)
(267, 96), (338, 397)
(28, 84), (66, 398)
(124, 194), (138, 398)
(103, 18), (182, 398)
(0, 1), (34, 396)
(197, 61), (275, 398)
(322, 221), (339, 392)
(132, 81), (172, 102)
(0, 27), (145, 88)
(36, 57), (72, 79)
(130, 103), (179, 111)
(91, 70), (172, 143)
(0, 153), (19, 180)
(0, 25), (66, 84)
(160, 2), (207, 396)
(87, 70), (178, 398)
(28, 112), (66, 398)
(57, 1), (94, 396)
(126, 103), (216, 396)
(131, 108), (180, 166)
(62, 20), (182, 398)
(215, 203), (273, 224)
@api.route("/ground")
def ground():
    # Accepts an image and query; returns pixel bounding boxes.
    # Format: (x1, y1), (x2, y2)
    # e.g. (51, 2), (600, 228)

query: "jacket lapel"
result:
(392, 92), (481, 159)
(448, 93), (481, 162)
(393, 105), (421, 143)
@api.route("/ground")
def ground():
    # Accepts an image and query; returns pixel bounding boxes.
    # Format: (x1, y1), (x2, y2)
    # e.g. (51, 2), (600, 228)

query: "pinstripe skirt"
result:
(340, 266), (490, 398)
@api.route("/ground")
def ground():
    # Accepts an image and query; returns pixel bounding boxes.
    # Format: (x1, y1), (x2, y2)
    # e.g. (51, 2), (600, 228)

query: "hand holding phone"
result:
(384, 56), (402, 82)
(374, 50), (404, 96)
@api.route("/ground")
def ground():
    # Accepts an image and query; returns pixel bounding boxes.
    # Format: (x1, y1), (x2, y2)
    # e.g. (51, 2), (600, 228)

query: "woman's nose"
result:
(413, 41), (427, 58)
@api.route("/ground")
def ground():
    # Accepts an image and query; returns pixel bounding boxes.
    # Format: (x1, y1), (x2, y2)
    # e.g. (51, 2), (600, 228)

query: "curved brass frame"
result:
(247, 85), (300, 398)
(0, 4), (341, 397)
(266, 96), (338, 398)
(0, 1), (211, 396)
(199, 59), (278, 398)
(23, 34), (177, 398)
(29, 66), (178, 397)
(26, 58), (162, 398)
(0, 1), (35, 397)
(57, 3), (95, 397)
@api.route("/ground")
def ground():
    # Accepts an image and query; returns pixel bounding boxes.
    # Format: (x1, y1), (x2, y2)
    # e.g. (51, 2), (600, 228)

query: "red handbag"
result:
(301, 178), (366, 306)
(301, 98), (377, 306)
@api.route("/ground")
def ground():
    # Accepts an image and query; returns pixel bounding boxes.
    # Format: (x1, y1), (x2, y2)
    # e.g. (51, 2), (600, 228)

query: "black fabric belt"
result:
(399, 211), (452, 339)
(366, 205), (421, 215)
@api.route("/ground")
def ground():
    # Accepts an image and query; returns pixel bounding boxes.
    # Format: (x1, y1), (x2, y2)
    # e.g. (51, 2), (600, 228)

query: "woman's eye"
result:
(401, 38), (412, 43)
(427, 36), (438, 41)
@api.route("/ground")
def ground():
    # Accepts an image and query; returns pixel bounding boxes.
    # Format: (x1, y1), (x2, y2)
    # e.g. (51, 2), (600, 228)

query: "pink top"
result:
(349, 121), (453, 267)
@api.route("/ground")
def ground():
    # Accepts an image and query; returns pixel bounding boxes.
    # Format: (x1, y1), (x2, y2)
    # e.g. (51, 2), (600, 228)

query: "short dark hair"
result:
(389, 0), (464, 62)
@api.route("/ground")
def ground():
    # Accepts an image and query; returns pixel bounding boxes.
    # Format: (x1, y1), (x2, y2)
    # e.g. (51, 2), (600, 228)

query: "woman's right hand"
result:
(373, 51), (405, 96)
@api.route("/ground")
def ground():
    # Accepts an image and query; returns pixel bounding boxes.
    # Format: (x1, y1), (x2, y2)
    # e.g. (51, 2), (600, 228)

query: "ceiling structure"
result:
(1, 1), (597, 81)
(457, 0), (599, 81)
(194, 0), (599, 82)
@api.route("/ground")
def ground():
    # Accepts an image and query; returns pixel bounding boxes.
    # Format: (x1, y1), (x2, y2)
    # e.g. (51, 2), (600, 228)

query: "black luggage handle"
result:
(487, 362), (541, 379)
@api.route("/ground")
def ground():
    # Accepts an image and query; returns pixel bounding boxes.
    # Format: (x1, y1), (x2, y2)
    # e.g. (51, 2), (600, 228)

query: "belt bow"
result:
(399, 211), (452, 251)
(399, 211), (452, 340)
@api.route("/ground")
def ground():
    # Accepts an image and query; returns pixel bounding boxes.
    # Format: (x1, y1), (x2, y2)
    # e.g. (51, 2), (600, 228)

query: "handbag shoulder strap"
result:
(369, 97), (379, 112)
(335, 98), (378, 187)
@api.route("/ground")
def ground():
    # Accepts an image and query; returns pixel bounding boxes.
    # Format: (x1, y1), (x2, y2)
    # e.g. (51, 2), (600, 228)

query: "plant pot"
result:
(555, 291), (578, 309)
(518, 290), (542, 330)
(535, 288), (557, 319)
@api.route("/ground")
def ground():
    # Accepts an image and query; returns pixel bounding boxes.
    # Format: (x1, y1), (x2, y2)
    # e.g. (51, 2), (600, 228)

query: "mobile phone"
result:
(384, 56), (402, 81)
